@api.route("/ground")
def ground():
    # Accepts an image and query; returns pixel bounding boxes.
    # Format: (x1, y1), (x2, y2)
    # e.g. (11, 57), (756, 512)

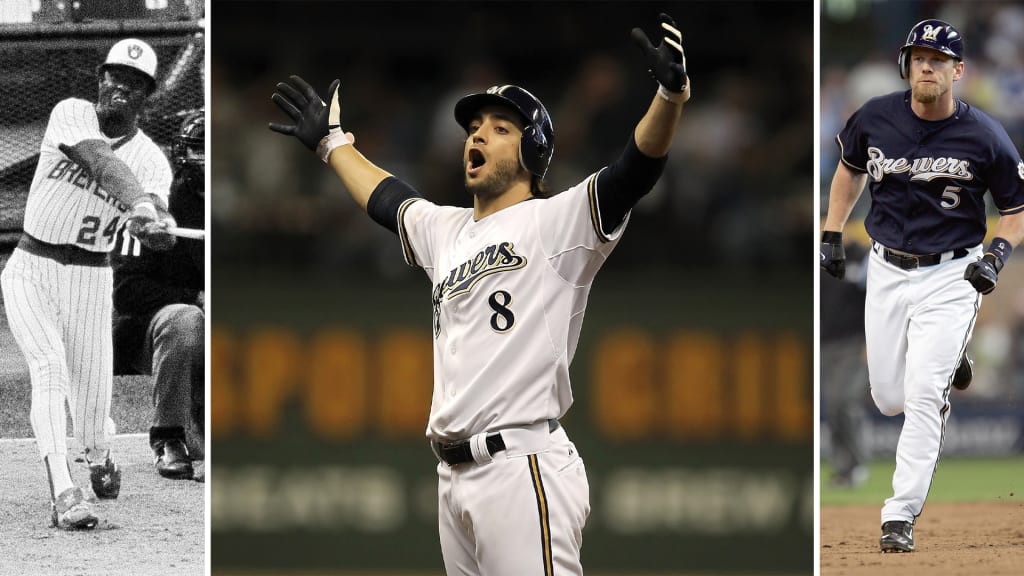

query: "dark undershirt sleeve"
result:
(595, 134), (668, 234)
(366, 176), (423, 235)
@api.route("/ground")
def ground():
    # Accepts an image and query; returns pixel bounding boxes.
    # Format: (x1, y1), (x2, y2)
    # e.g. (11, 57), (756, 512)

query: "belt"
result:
(18, 234), (109, 267)
(432, 419), (560, 466)
(874, 243), (969, 270)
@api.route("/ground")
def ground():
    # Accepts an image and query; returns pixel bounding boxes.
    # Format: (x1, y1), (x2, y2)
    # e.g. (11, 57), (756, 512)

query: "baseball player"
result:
(269, 13), (688, 574)
(821, 19), (1024, 552)
(112, 110), (205, 483)
(0, 38), (175, 530)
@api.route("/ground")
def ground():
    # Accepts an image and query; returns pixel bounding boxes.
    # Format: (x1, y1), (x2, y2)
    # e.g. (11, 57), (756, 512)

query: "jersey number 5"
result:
(488, 290), (515, 333)
(940, 186), (962, 209)
(76, 215), (120, 246)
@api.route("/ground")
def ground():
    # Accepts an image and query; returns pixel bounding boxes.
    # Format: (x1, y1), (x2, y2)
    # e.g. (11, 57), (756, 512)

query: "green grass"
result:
(822, 457), (1024, 506)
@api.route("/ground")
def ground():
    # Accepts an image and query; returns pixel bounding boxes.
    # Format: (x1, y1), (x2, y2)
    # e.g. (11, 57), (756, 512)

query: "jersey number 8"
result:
(488, 290), (515, 333)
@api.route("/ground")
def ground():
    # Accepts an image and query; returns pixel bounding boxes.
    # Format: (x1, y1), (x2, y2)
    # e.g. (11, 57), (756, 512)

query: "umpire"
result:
(112, 110), (205, 481)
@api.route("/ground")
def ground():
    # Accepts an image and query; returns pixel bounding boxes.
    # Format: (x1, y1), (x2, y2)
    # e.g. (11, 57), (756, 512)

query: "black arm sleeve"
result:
(366, 176), (423, 235)
(595, 134), (668, 234)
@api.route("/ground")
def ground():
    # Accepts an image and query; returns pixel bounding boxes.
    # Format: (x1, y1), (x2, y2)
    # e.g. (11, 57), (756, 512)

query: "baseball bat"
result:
(166, 226), (205, 240)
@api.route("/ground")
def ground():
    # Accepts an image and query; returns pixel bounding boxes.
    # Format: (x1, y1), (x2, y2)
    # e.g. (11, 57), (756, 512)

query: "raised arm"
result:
(631, 13), (690, 157)
(589, 13), (691, 235)
(269, 76), (394, 210)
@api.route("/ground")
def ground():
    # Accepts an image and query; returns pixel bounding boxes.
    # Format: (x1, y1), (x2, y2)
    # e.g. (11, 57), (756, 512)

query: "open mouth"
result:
(467, 148), (486, 176)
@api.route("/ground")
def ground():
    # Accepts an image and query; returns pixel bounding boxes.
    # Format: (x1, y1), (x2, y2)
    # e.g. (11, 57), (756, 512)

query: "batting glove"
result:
(269, 76), (338, 153)
(126, 200), (176, 251)
(964, 237), (1013, 295)
(964, 254), (1002, 294)
(631, 13), (689, 103)
(820, 231), (846, 280)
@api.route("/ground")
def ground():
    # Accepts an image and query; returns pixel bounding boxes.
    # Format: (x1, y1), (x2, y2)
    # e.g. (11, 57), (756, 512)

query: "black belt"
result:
(432, 420), (559, 466)
(18, 234), (109, 267)
(875, 243), (969, 270)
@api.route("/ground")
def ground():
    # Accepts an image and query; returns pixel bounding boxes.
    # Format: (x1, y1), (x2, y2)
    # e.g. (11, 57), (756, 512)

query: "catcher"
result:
(112, 110), (205, 483)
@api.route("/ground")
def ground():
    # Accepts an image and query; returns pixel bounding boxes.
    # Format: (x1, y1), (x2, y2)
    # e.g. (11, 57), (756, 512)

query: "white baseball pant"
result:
(437, 423), (590, 576)
(864, 243), (981, 524)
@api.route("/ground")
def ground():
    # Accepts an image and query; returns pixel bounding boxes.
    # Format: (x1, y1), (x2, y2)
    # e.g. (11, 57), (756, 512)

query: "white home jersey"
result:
(399, 170), (625, 440)
(23, 98), (171, 252)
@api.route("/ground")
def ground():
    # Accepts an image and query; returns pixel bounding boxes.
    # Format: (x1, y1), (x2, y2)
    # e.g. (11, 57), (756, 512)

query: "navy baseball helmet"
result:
(454, 85), (554, 179)
(898, 19), (964, 79)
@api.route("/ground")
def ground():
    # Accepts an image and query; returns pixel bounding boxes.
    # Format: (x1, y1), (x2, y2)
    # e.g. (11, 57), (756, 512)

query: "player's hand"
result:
(964, 253), (1001, 294)
(820, 231), (846, 280)
(126, 200), (176, 251)
(268, 76), (339, 152)
(631, 13), (689, 100)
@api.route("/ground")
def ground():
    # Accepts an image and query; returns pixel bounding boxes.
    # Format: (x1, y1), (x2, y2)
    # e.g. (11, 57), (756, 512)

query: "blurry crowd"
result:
(211, 2), (813, 278)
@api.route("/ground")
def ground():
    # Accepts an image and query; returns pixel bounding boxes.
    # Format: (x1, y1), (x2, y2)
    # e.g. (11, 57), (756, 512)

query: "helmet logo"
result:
(921, 24), (942, 42)
(127, 44), (143, 60)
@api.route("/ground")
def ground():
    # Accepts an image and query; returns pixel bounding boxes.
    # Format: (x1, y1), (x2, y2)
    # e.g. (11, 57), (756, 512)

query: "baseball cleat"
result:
(952, 353), (973, 391)
(880, 520), (914, 553)
(89, 457), (122, 499)
(155, 439), (194, 480)
(52, 487), (99, 530)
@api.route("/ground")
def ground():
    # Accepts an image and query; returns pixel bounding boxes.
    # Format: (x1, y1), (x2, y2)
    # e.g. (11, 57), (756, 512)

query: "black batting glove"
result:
(631, 13), (688, 94)
(268, 76), (339, 152)
(820, 231), (846, 280)
(964, 253), (1002, 294)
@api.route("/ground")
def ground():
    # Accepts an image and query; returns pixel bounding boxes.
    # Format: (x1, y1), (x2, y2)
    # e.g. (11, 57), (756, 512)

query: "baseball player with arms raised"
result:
(0, 38), (175, 530)
(269, 13), (687, 574)
(821, 19), (1024, 553)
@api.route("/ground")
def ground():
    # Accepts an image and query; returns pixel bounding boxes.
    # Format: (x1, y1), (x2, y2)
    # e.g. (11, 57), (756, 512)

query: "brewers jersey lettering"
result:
(24, 98), (171, 252)
(399, 169), (621, 440)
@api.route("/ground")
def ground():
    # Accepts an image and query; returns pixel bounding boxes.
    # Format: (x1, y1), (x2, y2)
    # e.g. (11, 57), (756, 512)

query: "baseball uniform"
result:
(1, 96), (171, 462)
(836, 90), (1024, 525)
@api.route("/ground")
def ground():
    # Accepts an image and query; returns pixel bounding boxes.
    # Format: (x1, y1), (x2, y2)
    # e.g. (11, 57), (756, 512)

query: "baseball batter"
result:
(269, 13), (688, 574)
(1, 38), (174, 530)
(821, 19), (1024, 552)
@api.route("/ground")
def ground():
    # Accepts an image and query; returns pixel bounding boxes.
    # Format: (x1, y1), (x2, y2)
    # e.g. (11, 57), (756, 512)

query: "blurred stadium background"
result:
(820, 0), (1024, 489)
(212, 1), (812, 575)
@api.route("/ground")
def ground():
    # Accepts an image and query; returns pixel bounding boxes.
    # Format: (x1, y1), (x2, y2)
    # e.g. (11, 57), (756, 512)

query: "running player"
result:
(269, 13), (688, 575)
(820, 19), (1024, 552)
(1, 38), (175, 529)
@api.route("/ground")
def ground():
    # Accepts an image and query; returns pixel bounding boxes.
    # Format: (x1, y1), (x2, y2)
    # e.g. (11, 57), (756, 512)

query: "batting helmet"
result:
(454, 85), (555, 179)
(172, 109), (205, 170)
(898, 19), (964, 79)
(97, 38), (158, 91)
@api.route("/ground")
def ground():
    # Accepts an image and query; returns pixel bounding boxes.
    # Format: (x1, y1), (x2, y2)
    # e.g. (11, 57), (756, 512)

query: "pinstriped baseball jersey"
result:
(24, 98), (171, 252)
(398, 169), (626, 440)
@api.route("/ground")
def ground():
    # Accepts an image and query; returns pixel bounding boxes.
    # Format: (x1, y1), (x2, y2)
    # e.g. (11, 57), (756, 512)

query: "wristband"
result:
(131, 200), (157, 219)
(985, 236), (1013, 271)
(657, 84), (685, 104)
(317, 131), (351, 164)
(821, 230), (842, 244)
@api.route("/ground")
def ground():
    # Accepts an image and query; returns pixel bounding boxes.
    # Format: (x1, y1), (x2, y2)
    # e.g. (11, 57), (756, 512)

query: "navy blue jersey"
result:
(837, 90), (1024, 253)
